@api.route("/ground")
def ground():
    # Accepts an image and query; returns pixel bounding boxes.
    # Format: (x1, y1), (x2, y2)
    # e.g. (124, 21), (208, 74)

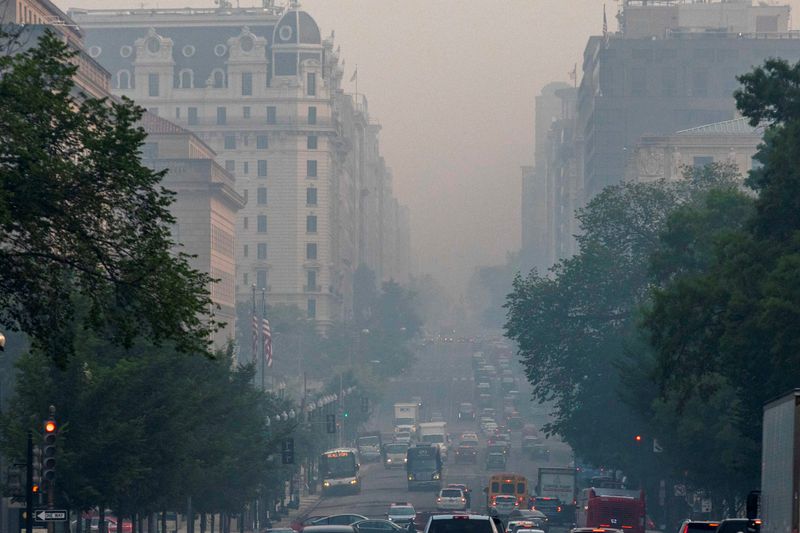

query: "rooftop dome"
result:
(273, 9), (320, 46)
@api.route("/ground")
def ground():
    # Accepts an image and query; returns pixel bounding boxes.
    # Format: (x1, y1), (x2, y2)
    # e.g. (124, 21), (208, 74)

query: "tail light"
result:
(461, 498), (466, 503)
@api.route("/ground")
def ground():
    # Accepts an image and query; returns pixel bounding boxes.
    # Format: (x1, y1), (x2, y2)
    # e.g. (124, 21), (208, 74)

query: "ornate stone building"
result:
(70, 5), (410, 327)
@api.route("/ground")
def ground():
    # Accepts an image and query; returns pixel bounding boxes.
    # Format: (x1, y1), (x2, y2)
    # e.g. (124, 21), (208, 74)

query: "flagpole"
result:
(251, 284), (257, 385)
(261, 288), (266, 391)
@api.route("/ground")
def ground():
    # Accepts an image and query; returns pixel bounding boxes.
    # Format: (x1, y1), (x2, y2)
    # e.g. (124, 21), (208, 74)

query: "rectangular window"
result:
(306, 243), (317, 260)
(257, 242), (267, 260)
(257, 187), (267, 205)
(243, 106), (251, 119)
(243, 272), (249, 286)
(242, 72), (253, 96)
(306, 187), (317, 205)
(306, 215), (317, 233)
(243, 161), (249, 175)
(224, 135), (236, 150)
(243, 217), (249, 230)
(225, 160), (235, 172)
(242, 189), (248, 204)
(307, 298), (316, 319)
(266, 106), (277, 124)
(307, 135), (318, 150)
(257, 135), (269, 149)
(258, 160), (268, 177)
(693, 156), (714, 168)
(306, 270), (317, 291)
(188, 107), (198, 125)
(243, 244), (249, 257)
(175, 107), (181, 119)
(217, 106), (227, 125)
(256, 269), (268, 290)
(257, 215), (267, 233)
(307, 160), (317, 177)
(148, 73), (159, 97)
(308, 106), (317, 125)
(307, 72), (316, 96)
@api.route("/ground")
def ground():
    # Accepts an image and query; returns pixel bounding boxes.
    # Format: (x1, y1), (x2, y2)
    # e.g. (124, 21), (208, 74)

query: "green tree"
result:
(504, 165), (742, 471)
(643, 59), (800, 497)
(0, 31), (216, 364)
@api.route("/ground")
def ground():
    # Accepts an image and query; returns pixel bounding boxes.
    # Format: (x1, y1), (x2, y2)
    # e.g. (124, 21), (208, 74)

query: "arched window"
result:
(116, 70), (131, 89)
(178, 69), (193, 89)
(212, 69), (226, 89)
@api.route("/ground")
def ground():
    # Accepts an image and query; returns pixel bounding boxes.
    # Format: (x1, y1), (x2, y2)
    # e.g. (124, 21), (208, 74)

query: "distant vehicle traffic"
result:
(387, 503), (416, 526)
(319, 449), (361, 495)
(575, 488), (646, 533)
(485, 452), (507, 470)
(357, 432), (382, 463)
(488, 474), (529, 508)
(490, 494), (519, 518)
(459, 403), (476, 420)
(406, 444), (443, 491)
(384, 442), (409, 469)
(424, 514), (501, 533)
(437, 488), (468, 511)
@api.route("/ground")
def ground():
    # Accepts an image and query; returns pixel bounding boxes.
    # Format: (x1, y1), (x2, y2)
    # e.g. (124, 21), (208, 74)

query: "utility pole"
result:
(25, 431), (33, 533)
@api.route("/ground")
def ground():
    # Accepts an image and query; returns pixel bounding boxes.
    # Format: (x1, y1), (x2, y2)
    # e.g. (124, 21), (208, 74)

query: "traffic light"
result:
(361, 396), (369, 414)
(326, 414), (336, 434)
(281, 438), (295, 465)
(343, 411), (349, 418)
(634, 434), (643, 443)
(42, 417), (57, 485)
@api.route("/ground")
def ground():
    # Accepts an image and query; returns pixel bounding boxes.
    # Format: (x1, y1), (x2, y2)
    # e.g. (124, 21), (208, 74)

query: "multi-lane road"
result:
(313, 341), (572, 519)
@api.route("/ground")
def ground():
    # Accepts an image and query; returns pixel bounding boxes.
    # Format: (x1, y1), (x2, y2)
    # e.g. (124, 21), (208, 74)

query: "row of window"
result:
(241, 268), (321, 293)
(222, 158), (318, 179)
(242, 214), (318, 233)
(120, 70), (319, 97)
(217, 134), (316, 151)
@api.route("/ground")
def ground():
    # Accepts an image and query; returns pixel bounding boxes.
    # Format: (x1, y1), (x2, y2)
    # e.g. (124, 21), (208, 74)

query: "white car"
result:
(387, 503), (416, 526)
(436, 488), (467, 511)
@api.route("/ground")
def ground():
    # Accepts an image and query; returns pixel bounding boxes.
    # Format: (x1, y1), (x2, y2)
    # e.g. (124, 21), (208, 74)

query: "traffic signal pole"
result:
(25, 430), (33, 533)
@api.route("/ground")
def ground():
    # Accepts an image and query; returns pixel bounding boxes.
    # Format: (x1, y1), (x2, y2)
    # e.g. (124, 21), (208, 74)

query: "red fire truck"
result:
(575, 487), (646, 533)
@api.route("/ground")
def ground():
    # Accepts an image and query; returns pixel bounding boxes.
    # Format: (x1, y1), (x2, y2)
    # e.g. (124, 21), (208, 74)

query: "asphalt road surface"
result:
(313, 341), (572, 520)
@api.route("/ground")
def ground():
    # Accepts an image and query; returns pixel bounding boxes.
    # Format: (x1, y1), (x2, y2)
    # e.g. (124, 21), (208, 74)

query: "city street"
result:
(314, 341), (572, 519)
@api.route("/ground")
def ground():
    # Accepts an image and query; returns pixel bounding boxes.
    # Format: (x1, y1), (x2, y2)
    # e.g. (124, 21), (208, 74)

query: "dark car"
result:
(715, 519), (761, 533)
(676, 521), (721, 533)
(529, 497), (565, 524)
(485, 452), (507, 470)
(459, 403), (477, 420)
(313, 516), (369, 527)
(455, 443), (479, 464)
(292, 517), (327, 532)
(353, 520), (405, 533)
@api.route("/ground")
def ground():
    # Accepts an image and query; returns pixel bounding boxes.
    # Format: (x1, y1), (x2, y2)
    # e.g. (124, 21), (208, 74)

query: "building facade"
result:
(70, 5), (410, 327)
(527, 0), (800, 265)
(624, 117), (763, 183)
(140, 112), (245, 348)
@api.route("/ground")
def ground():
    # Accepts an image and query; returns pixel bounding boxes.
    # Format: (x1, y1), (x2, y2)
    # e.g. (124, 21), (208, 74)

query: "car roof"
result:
(429, 515), (491, 521)
(303, 527), (356, 533)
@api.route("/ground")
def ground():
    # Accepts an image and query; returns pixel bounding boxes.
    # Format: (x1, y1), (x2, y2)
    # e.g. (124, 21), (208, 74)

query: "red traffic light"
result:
(44, 420), (56, 433)
(634, 435), (642, 442)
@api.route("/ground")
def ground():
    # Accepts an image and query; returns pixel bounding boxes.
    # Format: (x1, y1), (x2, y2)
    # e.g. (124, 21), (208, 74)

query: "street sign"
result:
(34, 510), (67, 522)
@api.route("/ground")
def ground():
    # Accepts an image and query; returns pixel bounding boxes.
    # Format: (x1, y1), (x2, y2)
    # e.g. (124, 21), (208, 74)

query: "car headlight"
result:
(432, 473), (441, 480)
(404, 458), (407, 462)
(350, 479), (358, 485)
(408, 474), (414, 480)
(323, 481), (330, 487)
(387, 458), (392, 463)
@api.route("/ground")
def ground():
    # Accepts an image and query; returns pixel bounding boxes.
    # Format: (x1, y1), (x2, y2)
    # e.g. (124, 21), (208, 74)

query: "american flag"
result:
(263, 318), (273, 368)
(252, 313), (258, 364)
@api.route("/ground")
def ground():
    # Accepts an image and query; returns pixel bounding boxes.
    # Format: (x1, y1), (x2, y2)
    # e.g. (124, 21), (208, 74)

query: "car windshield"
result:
(496, 496), (516, 503)
(390, 508), (414, 516)
(460, 440), (479, 447)
(358, 436), (379, 446)
(385, 444), (407, 453)
(441, 489), (462, 497)
(422, 435), (444, 444)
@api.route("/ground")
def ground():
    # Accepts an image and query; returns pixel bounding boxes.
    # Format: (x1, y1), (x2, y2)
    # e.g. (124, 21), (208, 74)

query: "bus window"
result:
(492, 482), (499, 492)
(517, 483), (526, 494)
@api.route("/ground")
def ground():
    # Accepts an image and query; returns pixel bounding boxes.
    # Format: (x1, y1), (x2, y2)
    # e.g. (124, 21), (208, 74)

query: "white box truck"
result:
(394, 402), (419, 433)
(418, 421), (449, 458)
(761, 389), (800, 533)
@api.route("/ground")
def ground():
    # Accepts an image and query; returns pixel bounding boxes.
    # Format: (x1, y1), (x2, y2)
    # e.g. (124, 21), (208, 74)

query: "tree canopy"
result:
(0, 31), (217, 364)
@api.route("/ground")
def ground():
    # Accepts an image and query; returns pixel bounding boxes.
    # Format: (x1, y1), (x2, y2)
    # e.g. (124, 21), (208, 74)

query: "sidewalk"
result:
(279, 493), (322, 527)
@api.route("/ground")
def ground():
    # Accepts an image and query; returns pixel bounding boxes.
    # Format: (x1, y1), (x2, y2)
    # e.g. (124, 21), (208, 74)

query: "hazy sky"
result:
(57, 0), (800, 293)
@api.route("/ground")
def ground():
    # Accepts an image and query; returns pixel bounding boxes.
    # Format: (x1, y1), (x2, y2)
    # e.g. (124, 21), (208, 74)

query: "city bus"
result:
(575, 487), (646, 533)
(406, 443), (442, 491)
(319, 448), (361, 495)
(487, 473), (529, 507)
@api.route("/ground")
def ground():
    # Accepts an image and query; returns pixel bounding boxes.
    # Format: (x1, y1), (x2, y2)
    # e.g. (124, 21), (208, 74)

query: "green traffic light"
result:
(343, 412), (349, 417)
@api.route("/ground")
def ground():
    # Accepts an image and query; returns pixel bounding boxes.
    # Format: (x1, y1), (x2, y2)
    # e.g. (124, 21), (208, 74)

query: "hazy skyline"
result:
(58, 0), (800, 294)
